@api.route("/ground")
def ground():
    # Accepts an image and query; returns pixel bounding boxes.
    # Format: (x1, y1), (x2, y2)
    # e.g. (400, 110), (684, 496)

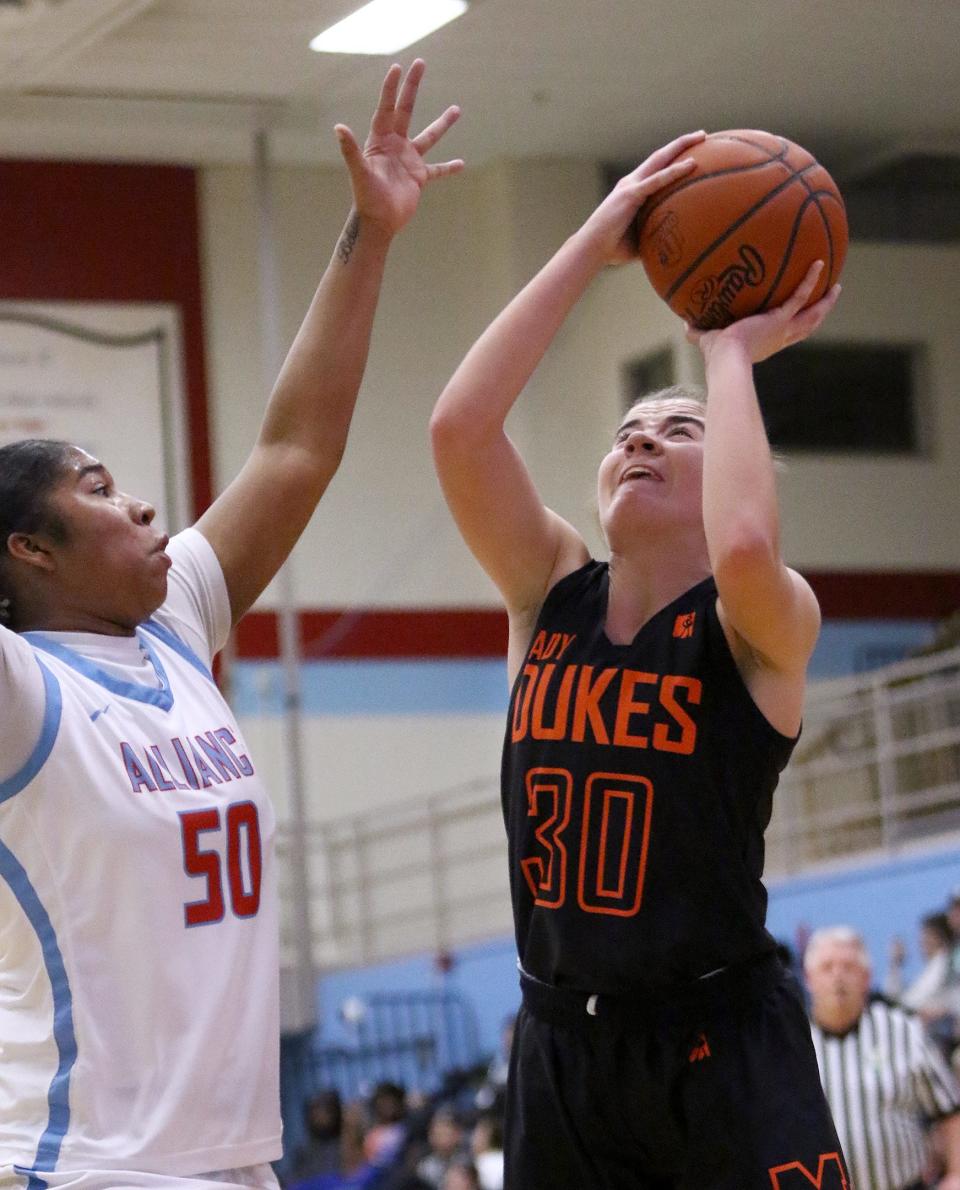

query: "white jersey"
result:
(0, 530), (282, 1185)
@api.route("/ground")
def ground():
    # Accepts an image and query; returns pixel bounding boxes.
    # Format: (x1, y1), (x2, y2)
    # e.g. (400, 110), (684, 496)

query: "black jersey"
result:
(501, 560), (797, 994)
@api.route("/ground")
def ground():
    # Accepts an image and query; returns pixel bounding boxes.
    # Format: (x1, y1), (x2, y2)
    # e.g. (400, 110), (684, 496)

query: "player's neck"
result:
(605, 547), (711, 645)
(13, 598), (138, 637)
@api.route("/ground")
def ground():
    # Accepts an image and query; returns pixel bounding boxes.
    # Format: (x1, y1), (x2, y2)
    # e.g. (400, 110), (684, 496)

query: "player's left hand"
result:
(334, 58), (463, 236)
(687, 260), (841, 363)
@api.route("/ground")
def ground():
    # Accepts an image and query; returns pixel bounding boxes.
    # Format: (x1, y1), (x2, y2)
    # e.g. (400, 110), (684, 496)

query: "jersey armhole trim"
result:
(0, 657), (62, 803)
(141, 618), (216, 685)
(706, 597), (800, 749)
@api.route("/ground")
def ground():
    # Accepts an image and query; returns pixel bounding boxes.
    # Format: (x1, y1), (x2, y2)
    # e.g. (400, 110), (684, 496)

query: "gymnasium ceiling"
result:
(1, 0), (959, 182)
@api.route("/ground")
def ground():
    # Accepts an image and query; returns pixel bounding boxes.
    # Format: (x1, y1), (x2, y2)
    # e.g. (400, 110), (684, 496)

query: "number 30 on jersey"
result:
(521, 768), (653, 917)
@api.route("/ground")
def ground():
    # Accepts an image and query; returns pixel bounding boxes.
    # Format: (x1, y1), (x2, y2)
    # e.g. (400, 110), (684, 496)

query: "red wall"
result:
(0, 159), (211, 511)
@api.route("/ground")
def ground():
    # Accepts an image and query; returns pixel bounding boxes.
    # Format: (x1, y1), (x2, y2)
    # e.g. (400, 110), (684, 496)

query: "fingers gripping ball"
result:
(637, 130), (848, 330)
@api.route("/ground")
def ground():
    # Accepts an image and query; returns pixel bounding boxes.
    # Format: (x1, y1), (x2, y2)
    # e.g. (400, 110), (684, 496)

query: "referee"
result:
(805, 926), (960, 1190)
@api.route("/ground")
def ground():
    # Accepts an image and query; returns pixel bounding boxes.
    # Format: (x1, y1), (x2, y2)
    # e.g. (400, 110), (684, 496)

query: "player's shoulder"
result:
(866, 992), (918, 1028)
(0, 617), (37, 661)
(152, 527), (231, 663)
(547, 555), (606, 602)
(165, 526), (223, 581)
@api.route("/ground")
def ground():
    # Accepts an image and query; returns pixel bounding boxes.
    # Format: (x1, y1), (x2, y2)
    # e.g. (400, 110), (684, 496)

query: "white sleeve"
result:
(0, 623), (49, 788)
(908, 1013), (960, 1121)
(151, 528), (232, 669)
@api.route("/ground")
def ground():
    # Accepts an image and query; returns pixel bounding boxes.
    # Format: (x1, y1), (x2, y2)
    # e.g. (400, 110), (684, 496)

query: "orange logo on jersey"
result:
(673, 612), (696, 639)
(768, 1153), (848, 1189)
(688, 1032), (711, 1062)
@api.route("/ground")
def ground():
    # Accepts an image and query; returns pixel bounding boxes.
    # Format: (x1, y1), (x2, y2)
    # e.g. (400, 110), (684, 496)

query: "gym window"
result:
(753, 341), (923, 454)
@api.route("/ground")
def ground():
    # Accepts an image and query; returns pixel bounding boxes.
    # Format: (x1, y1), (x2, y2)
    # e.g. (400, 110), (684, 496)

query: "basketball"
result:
(637, 130), (848, 330)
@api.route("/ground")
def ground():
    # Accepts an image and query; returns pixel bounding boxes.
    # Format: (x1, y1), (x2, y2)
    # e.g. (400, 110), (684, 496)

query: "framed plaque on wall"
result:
(0, 302), (190, 533)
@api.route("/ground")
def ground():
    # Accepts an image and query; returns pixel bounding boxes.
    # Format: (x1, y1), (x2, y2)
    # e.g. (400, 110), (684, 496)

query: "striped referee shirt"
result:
(810, 996), (960, 1190)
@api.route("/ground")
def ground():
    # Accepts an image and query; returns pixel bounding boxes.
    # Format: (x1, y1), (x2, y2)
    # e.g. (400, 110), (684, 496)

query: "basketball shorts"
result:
(504, 954), (849, 1190)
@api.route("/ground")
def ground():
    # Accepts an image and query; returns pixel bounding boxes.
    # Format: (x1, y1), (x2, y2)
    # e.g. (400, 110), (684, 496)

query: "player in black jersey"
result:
(430, 134), (848, 1189)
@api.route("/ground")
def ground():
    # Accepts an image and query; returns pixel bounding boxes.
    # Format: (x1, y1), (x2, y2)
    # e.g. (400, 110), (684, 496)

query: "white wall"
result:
(199, 157), (960, 601)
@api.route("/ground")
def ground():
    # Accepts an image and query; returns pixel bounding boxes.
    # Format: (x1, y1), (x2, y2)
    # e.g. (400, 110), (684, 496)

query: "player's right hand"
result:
(575, 131), (705, 266)
(335, 58), (463, 237)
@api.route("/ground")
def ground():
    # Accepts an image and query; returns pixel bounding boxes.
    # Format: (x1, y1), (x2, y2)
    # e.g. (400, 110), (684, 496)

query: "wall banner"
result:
(0, 302), (190, 532)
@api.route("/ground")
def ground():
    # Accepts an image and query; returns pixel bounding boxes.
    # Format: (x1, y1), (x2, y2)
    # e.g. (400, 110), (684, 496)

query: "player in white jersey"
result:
(0, 61), (463, 1190)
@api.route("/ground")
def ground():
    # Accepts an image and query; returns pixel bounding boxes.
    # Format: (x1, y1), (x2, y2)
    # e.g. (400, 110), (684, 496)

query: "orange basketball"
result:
(636, 130), (848, 330)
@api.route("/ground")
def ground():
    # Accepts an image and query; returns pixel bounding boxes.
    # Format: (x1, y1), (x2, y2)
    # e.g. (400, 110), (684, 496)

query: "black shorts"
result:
(504, 955), (849, 1190)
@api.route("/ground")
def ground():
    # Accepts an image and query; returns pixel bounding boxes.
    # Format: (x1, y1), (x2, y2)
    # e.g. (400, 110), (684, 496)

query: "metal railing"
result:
(309, 989), (483, 1099)
(766, 644), (960, 873)
(277, 646), (960, 970)
(277, 777), (512, 970)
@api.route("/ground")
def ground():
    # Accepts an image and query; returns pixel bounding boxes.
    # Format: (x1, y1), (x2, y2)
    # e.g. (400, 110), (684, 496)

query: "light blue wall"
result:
(316, 935), (520, 1062)
(232, 619), (935, 716)
(232, 658), (508, 716)
(766, 841), (960, 983)
(809, 620), (936, 680)
(315, 840), (960, 1060)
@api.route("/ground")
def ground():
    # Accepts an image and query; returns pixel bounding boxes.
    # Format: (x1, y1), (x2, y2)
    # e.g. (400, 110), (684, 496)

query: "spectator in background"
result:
(363, 1082), (409, 1168)
(888, 912), (955, 1012)
(806, 925), (960, 1190)
(415, 1107), (469, 1189)
(289, 1090), (345, 1184)
(947, 889), (960, 980)
(474, 1016), (513, 1115)
(441, 1160), (481, 1190)
(470, 1115), (503, 1190)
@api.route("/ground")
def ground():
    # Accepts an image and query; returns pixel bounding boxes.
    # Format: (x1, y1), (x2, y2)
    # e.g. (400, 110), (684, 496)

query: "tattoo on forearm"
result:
(337, 213), (360, 264)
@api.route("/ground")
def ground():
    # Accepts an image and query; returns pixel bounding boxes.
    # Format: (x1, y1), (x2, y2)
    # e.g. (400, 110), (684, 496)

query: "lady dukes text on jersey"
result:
(510, 627), (701, 754)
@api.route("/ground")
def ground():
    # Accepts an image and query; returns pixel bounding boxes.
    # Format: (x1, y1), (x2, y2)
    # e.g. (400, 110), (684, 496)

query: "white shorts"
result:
(0, 1163), (280, 1190)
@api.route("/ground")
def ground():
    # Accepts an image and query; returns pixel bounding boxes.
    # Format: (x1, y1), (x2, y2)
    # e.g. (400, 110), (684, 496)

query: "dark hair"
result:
(474, 1112), (504, 1149)
(921, 912), (953, 946)
(0, 439), (74, 624)
(304, 1087), (342, 1139)
(370, 1080), (406, 1123)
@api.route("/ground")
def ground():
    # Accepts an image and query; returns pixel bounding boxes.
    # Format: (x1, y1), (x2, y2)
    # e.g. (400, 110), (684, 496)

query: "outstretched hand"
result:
(335, 59), (463, 236)
(688, 261), (841, 363)
(577, 131), (706, 265)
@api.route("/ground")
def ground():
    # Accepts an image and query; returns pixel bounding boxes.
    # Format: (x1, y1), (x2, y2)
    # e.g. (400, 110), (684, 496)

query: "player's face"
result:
(805, 941), (870, 1018)
(429, 1115), (463, 1157)
(41, 447), (171, 630)
(597, 398), (706, 541)
(442, 1169), (478, 1190)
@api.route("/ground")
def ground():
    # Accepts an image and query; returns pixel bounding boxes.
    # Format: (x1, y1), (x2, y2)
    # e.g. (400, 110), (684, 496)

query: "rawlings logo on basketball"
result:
(647, 210), (683, 267)
(684, 244), (766, 330)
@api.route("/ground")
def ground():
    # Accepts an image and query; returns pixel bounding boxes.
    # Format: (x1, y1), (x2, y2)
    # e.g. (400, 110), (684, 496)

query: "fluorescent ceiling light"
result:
(310, 0), (468, 55)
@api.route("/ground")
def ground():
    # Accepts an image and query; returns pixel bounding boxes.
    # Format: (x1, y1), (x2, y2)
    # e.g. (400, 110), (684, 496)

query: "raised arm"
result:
(195, 60), (463, 625)
(430, 134), (704, 638)
(689, 264), (840, 726)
